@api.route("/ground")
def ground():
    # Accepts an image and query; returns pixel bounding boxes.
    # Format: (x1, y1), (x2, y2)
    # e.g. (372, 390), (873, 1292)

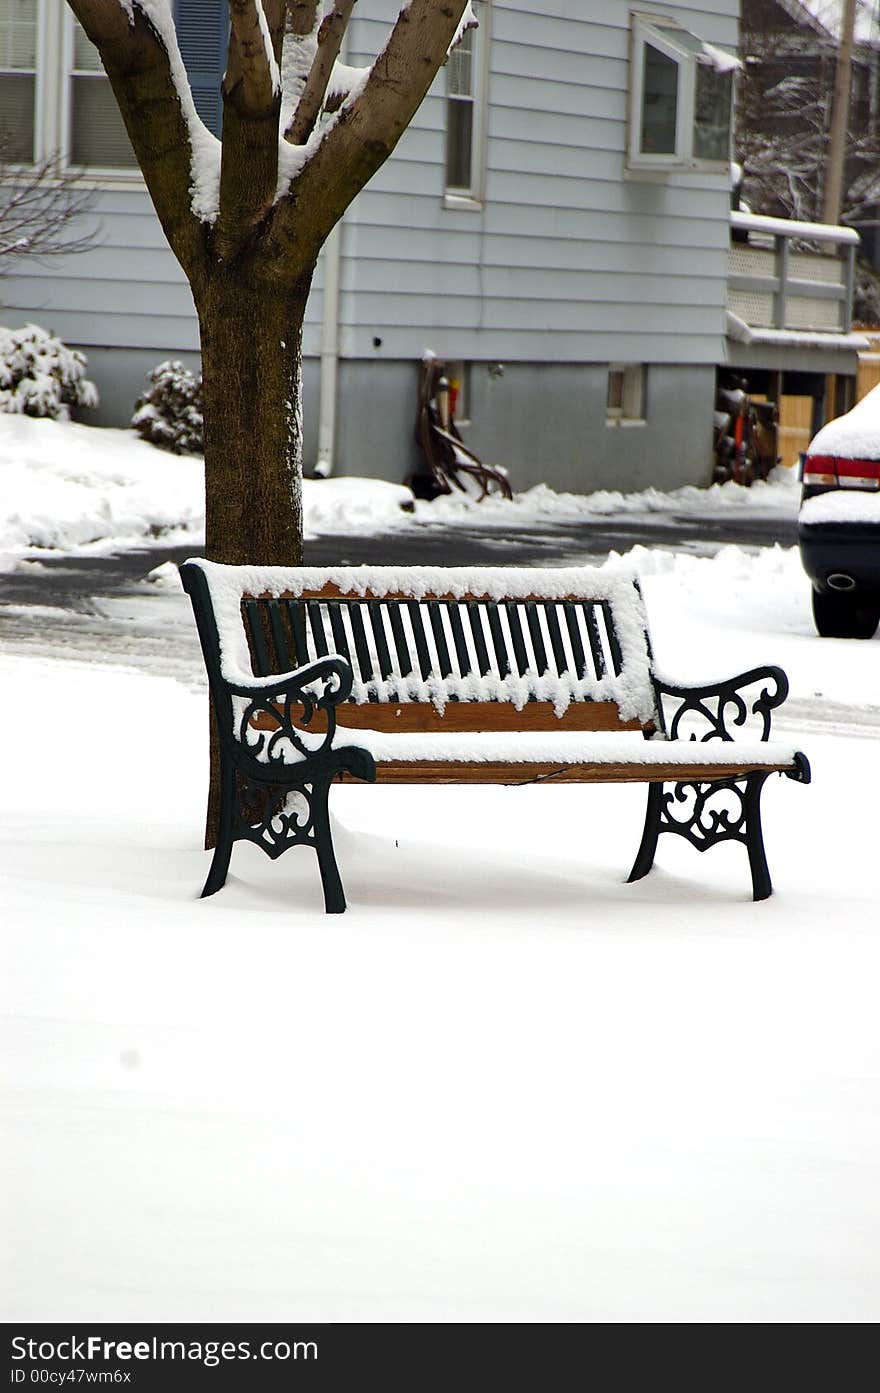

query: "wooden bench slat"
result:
(250, 700), (649, 734)
(337, 758), (796, 786)
(291, 584), (605, 604)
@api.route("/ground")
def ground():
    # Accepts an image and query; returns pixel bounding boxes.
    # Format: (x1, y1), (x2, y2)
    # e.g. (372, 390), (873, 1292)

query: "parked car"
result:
(798, 387), (880, 638)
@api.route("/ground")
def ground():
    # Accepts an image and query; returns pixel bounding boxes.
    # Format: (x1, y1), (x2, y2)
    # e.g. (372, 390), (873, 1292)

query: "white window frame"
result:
(61, 10), (140, 179)
(627, 11), (734, 174)
(444, 0), (489, 208)
(0, 0), (44, 166)
(0, 3), (141, 182)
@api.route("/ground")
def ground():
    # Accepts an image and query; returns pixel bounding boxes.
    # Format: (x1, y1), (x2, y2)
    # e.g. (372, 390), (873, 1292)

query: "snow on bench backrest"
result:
(187, 561), (658, 725)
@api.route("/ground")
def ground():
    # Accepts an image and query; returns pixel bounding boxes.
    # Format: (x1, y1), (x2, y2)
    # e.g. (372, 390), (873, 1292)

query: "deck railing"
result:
(728, 210), (859, 336)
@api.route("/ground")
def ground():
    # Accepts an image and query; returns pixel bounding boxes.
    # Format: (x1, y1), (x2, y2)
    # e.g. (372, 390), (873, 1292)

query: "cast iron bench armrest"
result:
(224, 654), (354, 704)
(224, 656), (354, 767)
(652, 664), (790, 743)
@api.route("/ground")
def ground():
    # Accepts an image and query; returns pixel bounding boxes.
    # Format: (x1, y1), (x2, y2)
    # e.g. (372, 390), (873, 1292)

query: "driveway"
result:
(0, 506), (797, 677)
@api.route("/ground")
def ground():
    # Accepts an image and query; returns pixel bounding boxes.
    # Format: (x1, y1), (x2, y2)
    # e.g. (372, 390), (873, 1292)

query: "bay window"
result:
(628, 12), (737, 172)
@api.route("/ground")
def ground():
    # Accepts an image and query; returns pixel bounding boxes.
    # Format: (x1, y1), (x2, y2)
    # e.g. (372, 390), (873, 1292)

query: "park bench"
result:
(179, 560), (810, 913)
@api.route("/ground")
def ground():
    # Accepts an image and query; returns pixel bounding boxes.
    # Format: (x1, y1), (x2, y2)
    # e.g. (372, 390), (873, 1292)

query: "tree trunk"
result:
(196, 266), (314, 847)
(197, 268), (314, 566)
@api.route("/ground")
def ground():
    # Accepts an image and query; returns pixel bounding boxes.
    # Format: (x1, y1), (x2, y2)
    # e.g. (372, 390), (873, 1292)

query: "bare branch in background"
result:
(0, 150), (99, 271)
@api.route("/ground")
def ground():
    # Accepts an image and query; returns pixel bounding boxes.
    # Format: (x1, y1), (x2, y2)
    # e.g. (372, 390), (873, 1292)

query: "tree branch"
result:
(286, 1), (358, 145)
(218, 1), (284, 261)
(286, 0), (321, 38)
(64, 0), (206, 280)
(267, 0), (470, 273)
(226, 0), (280, 115)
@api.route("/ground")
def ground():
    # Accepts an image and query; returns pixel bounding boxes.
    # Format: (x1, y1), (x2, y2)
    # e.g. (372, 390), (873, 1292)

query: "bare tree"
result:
(737, 0), (880, 229)
(65, 0), (474, 567)
(0, 149), (98, 270)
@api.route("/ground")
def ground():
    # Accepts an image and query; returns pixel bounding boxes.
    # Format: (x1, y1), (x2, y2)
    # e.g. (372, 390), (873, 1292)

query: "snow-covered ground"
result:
(0, 413), (800, 557)
(2, 415), (878, 1322)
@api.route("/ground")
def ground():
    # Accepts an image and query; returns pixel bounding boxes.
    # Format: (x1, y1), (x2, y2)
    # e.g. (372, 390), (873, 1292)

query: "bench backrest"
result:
(181, 562), (660, 734)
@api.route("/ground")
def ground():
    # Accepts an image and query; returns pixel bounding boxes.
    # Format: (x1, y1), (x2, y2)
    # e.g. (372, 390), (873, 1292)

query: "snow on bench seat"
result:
(335, 729), (801, 767)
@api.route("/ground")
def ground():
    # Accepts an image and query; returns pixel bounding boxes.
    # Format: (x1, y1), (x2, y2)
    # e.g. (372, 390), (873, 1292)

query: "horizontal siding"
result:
(7, 1), (741, 369)
(341, 0), (740, 362)
(343, 261), (722, 308)
(3, 187), (325, 352)
(337, 325), (717, 365)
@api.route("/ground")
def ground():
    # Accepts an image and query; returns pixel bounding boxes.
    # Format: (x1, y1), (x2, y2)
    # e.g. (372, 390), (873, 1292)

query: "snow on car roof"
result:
(807, 384), (880, 460)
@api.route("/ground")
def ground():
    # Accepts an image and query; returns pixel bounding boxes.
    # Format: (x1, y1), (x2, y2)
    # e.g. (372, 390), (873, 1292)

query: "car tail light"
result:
(802, 454), (880, 490)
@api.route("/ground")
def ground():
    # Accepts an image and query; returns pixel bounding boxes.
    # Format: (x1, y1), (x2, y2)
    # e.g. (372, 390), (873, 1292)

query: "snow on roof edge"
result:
(731, 209), (860, 245)
(726, 312), (868, 352)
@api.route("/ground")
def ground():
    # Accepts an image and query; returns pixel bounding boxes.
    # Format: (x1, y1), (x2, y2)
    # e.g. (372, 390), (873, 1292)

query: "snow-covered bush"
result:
(0, 323), (98, 420)
(132, 360), (203, 454)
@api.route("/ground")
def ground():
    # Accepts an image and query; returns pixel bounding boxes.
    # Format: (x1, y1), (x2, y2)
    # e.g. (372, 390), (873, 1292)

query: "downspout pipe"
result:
(313, 218), (341, 478)
(313, 13), (351, 481)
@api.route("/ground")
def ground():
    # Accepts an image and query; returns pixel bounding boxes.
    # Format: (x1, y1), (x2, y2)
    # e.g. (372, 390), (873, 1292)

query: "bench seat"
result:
(333, 728), (803, 784)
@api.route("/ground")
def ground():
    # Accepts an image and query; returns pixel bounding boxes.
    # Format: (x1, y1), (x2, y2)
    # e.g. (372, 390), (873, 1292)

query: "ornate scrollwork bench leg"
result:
(628, 772), (777, 901)
(202, 749), (374, 913)
(627, 665), (810, 901)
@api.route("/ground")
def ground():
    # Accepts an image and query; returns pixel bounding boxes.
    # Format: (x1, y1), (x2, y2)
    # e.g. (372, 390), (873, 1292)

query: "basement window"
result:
(607, 364), (646, 424)
(628, 12), (737, 172)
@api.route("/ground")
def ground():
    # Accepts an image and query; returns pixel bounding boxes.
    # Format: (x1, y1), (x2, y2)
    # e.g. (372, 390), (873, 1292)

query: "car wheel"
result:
(812, 588), (880, 639)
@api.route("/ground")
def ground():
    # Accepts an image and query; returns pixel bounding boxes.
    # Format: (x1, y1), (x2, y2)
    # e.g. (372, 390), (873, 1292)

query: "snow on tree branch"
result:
(270, 0), (470, 237)
(286, 0), (358, 144)
(226, 1), (281, 114)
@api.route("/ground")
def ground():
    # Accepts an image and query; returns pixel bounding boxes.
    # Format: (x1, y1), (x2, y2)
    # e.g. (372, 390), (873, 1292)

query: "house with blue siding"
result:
(0, 0), (863, 492)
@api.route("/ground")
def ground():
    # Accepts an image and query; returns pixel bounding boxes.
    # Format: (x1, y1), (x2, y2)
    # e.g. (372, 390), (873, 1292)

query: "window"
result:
(0, 1), (228, 177)
(69, 21), (138, 169)
(607, 364), (645, 424)
(628, 12), (736, 172)
(0, 0), (37, 162)
(445, 2), (485, 199)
